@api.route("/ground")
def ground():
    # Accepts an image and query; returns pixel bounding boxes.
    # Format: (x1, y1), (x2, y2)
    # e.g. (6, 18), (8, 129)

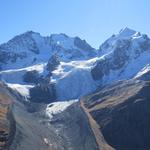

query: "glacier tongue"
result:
(51, 58), (99, 100)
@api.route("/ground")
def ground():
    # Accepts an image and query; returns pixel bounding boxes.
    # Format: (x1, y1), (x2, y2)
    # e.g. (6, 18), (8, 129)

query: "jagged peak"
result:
(74, 36), (86, 43)
(118, 27), (137, 38)
(50, 33), (70, 40)
(21, 30), (42, 38)
(7, 31), (41, 43)
(24, 30), (38, 35)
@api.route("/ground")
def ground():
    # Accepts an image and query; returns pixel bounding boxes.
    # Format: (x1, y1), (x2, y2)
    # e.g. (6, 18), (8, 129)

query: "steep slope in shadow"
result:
(9, 93), (99, 150)
(80, 101), (114, 150)
(82, 79), (150, 150)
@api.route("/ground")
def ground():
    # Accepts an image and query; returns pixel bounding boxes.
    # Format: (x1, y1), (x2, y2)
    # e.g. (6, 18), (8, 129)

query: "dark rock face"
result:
(46, 55), (60, 73)
(91, 39), (130, 81)
(0, 51), (10, 64)
(139, 34), (150, 52)
(29, 83), (56, 103)
(111, 40), (130, 69)
(0, 50), (27, 70)
(91, 59), (110, 80)
(23, 70), (40, 84)
(83, 80), (150, 150)
(74, 37), (96, 56)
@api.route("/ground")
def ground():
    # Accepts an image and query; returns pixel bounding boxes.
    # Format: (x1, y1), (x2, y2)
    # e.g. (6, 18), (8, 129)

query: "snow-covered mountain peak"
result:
(21, 30), (41, 36)
(98, 28), (149, 56)
(9, 30), (42, 44)
(0, 30), (43, 53)
(0, 31), (97, 71)
(92, 28), (150, 87)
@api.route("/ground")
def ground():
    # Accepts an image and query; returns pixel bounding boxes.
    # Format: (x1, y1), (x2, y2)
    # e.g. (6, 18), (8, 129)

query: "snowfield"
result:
(0, 63), (47, 83)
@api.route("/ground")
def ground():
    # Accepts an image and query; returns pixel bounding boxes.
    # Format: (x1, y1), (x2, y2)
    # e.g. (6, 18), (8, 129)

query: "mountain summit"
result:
(0, 31), (96, 70)
(118, 27), (137, 37)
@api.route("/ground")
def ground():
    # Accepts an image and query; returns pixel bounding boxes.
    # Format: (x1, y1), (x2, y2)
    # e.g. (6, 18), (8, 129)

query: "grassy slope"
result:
(0, 82), (14, 149)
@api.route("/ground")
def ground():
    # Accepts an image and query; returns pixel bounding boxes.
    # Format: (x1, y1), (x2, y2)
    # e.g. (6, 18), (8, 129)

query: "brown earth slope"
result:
(82, 79), (150, 150)
(80, 101), (114, 150)
(0, 82), (15, 150)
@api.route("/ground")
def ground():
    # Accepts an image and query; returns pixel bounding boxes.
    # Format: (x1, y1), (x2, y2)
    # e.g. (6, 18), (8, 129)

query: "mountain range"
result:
(1, 27), (150, 150)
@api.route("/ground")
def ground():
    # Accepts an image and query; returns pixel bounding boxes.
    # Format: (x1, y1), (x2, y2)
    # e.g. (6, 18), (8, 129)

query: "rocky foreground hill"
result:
(82, 79), (150, 150)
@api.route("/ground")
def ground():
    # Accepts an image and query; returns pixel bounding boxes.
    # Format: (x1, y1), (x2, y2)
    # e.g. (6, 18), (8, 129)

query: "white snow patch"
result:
(0, 63), (46, 83)
(46, 100), (78, 119)
(134, 64), (150, 79)
(7, 83), (34, 98)
(51, 34), (75, 49)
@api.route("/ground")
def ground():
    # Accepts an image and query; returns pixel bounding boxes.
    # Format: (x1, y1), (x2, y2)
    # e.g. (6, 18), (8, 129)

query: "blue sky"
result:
(0, 0), (150, 48)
